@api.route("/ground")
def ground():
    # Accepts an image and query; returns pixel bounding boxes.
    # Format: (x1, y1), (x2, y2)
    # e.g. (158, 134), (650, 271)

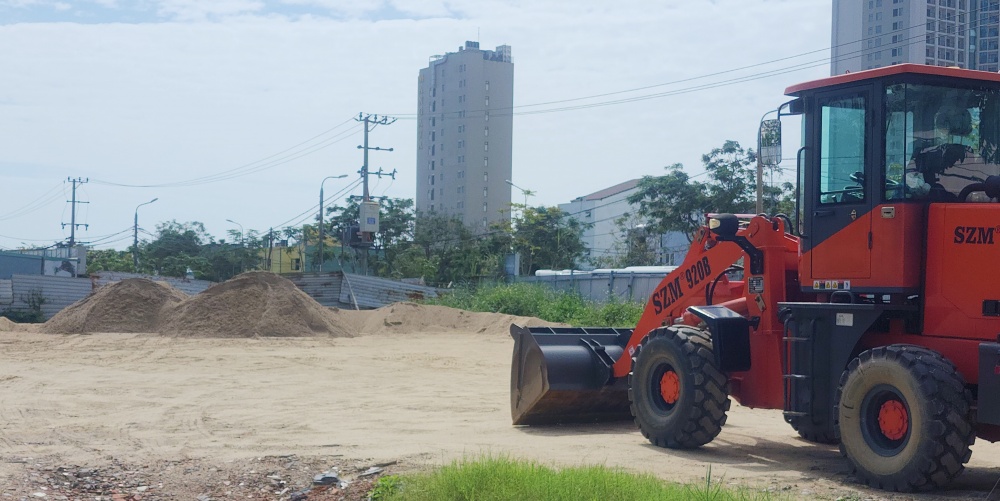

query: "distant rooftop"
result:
(575, 179), (641, 202)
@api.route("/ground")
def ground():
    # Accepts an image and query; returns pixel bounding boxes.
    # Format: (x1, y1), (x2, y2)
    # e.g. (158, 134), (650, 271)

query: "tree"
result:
(702, 140), (757, 214)
(87, 249), (135, 273)
(513, 206), (588, 276)
(409, 213), (487, 285)
(628, 140), (783, 242)
(628, 163), (708, 242)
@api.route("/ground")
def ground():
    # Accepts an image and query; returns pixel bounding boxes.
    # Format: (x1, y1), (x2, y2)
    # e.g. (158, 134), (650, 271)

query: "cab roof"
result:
(785, 64), (1000, 96)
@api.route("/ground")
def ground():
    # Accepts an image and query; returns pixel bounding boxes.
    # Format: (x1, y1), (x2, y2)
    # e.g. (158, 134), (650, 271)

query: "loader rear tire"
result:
(628, 325), (730, 449)
(836, 345), (974, 492)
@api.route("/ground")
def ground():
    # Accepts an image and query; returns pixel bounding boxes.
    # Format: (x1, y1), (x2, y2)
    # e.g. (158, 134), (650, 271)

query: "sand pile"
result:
(352, 301), (565, 336)
(0, 316), (17, 332)
(42, 279), (188, 334)
(159, 271), (352, 338)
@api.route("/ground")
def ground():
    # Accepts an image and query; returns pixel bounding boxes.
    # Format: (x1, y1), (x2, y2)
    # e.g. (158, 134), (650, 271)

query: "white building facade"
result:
(559, 180), (688, 270)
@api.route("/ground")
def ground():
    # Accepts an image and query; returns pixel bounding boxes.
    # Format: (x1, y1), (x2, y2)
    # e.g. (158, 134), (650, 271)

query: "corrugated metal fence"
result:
(286, 272), (440, 309)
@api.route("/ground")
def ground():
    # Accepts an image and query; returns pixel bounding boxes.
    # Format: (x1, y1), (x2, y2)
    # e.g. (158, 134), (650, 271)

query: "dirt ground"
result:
(2, 279), (1000, 499)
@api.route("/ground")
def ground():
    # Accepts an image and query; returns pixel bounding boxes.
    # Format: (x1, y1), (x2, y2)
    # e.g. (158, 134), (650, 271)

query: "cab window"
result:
(819, 94), (867, 205)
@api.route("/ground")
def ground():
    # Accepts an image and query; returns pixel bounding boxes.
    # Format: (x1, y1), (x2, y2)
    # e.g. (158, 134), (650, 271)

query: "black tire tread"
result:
(787, 414), (839, 444)
(835, 345), (975, 492)
(628, 325), (731, 449)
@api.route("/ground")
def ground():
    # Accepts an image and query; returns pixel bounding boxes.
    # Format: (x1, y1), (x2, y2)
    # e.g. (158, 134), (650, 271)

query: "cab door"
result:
(806, 89), (873, 281)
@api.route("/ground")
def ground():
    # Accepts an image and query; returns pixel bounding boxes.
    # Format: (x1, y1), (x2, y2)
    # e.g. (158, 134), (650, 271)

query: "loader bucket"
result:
(510, 324), (634, 425)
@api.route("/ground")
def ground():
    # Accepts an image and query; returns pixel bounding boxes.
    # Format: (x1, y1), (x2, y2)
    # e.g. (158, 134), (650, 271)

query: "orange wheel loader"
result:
(510, 64), (1000, 492)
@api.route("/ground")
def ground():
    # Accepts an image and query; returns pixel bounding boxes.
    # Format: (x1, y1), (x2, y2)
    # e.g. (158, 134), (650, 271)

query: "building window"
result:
(431, 160), (435, 171)
(484, 156), (488, 166)
(458, 125), (464, 133)
(484, 127), (489, 137)
(432, 101), (436, 112)
(430, 175), (435, 186)
(485, 80), (490, 91)
(292, 258), (301, 271)
(431, 131), (436, 141)
(430, 190), (435, 201)
(483, 187), (488, 197)
(485, 96), (489, 107)
(482, 202), (487, 212)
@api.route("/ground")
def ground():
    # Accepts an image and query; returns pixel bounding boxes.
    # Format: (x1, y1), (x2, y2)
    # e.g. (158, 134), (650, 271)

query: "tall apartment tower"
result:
(830, 0), (999, 75)
(415, 41), (514, 232)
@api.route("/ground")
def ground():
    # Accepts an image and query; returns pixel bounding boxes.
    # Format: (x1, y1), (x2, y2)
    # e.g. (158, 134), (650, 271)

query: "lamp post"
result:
(226, 219), (244, 274)
(133, 197), (158, 271)
(505, 179), (535, 217)
(318, 174), (349, 272)
(226, 219), (244, 245)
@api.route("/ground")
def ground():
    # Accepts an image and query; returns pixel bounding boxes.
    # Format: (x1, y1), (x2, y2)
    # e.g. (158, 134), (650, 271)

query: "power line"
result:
(92, 117), (360, 188)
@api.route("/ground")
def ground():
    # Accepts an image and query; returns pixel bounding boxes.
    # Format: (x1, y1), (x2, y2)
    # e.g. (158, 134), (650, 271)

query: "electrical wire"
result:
(270, 177), (364, 231)
(0, 181), (66, 222)
(91, 117), (360, 188)
(389, 11), (981, 120)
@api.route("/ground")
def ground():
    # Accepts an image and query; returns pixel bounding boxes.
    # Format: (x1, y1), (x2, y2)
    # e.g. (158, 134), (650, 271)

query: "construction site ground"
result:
(1, 275), (999, 500)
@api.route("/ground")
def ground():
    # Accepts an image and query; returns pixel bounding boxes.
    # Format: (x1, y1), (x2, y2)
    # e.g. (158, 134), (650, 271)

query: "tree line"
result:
(87, 140), (792, 286)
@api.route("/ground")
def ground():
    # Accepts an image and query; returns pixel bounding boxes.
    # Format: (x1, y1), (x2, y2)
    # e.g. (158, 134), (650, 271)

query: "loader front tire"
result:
(836, 345), (974, 492)
(628, 325), (730, 449)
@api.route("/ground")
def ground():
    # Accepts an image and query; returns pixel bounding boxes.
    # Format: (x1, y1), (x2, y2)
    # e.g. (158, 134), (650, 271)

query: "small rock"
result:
(31, 493), (46, 499)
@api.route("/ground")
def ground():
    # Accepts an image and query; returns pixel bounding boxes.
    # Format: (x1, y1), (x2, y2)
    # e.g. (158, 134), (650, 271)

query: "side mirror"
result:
(758, 118), (782, 167)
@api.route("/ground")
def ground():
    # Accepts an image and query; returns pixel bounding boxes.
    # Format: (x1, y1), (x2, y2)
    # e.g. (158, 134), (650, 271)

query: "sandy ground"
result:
(1, 315), (1000, 499)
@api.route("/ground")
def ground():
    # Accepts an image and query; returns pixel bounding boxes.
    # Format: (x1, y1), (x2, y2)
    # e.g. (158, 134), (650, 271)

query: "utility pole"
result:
(354, 113), (396, 275)
(63, 177), (89, 246)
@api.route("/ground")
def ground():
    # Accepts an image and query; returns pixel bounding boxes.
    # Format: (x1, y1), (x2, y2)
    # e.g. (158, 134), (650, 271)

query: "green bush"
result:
(427, 283), (643, 328)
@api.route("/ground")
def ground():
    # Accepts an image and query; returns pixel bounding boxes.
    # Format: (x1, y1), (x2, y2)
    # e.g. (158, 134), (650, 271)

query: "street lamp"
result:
(133, 197), (158, 270)
(505, 179), (535, 214)
(225, 219), (244, 246)
(226, 219), (245, 275)
(319, 174), (349, 272)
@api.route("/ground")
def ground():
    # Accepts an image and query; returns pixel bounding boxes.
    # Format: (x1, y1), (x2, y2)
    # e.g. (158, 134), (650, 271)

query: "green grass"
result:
(425, 282), (644, 328)
(369, 456), (783, 501)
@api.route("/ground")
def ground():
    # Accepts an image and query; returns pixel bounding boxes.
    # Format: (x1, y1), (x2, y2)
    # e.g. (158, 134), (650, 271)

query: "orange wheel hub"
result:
(659, 371), (680, 405)
(877, 399), (908, 441)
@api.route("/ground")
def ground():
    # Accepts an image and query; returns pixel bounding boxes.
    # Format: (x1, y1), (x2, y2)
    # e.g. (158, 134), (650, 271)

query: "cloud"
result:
(0, 0), (831, 248)
(155, 0), (266, 21)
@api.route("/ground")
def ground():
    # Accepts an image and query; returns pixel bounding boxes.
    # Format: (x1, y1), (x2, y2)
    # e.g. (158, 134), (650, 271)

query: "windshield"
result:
(884, 83), (1000, 202)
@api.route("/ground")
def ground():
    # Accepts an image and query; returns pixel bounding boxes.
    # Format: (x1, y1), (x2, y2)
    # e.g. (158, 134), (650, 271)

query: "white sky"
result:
(0, 0), (831, 250)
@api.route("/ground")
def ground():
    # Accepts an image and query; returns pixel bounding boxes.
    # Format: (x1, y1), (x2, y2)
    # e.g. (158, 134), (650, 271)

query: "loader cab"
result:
(785, 65), (1000, 295)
